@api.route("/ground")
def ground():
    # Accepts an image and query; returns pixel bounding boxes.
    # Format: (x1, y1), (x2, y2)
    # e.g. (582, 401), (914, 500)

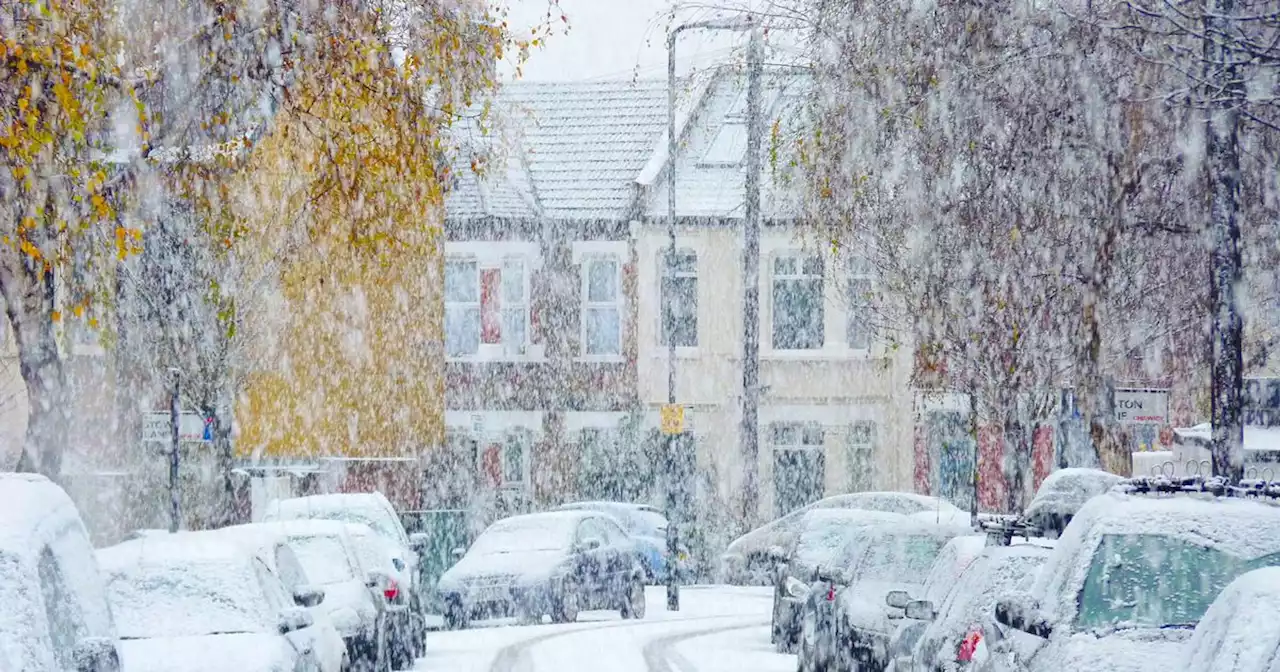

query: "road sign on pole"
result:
(660, 405), (685, 435)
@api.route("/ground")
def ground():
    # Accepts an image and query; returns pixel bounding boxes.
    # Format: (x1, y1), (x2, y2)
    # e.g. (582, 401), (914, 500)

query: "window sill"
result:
(447, 355), (548, 364)
(762, 349), (878, 361)
(575, 355), (626, 364)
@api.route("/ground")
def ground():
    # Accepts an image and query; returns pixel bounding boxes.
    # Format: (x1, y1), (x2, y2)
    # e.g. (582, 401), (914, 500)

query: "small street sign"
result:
(660, 405), (684, 435)
(143, 411), (213, 444)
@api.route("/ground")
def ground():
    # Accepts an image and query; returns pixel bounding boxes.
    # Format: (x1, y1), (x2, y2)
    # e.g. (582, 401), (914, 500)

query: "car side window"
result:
(597, 518), (627, 546)
(274, 546), (307, 593)
(37, 545), (86, 669)
(254, 558), (293, 613)
(576, 520), (603, 545)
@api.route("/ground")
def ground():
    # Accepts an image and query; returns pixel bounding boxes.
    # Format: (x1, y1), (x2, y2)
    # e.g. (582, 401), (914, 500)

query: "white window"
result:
(846, 421), (876, 492)
(478, 428), (530, 489)
(582, 256), (622, 357)
(772, 253), (824, 350)
(846, 255), (873, 350)
(660, 249), (697, 348)
(445, 256), (530, 358)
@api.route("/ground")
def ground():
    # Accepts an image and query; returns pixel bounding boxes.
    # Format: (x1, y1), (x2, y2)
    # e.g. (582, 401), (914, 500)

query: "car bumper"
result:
(444, 583), (557, 620)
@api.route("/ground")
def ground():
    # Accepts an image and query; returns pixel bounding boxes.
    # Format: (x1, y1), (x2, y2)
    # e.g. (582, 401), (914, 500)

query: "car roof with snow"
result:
(491, 510), (597, 527)
(725, 492), (963, 555)
(1033, 489), (1280, 627)
(98, 533), (252, 571)
(235, 519), (357, 540)
(1184, 566), (1280, 672)
(0, 473), (83, 554)
(1024, 468), (1125, 517)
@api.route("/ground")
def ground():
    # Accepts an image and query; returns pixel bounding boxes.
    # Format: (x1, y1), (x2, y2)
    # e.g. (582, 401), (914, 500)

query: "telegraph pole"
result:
(740, 26), (763, 531)
(168, 368), (181, 533)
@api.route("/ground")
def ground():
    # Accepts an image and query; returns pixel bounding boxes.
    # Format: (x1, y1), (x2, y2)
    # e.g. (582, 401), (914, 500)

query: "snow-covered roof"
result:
(444, 115), (542, 220)
(642, 70), (812, 222)
(1173, 423), (1280, 453)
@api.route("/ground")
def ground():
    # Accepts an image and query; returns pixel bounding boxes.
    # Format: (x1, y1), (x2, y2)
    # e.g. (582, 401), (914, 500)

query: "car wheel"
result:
(551, 580), (580, 624)
(620, 575), (646, 619)
(444, 597), (469, 631)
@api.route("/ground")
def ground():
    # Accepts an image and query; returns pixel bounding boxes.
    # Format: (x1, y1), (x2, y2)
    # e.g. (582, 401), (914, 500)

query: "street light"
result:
(665, 11), (760, 613)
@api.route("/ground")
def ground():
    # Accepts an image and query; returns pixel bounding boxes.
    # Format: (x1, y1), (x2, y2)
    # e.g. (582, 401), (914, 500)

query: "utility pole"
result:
(741, 26), (763, 531)
(168, 368), (181, 533)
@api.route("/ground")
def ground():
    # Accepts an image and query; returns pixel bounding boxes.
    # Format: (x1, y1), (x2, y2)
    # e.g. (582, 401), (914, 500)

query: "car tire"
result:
(444, 598), (469, 631)
(620, 575), (646, 619)
(551, 580), (580, 624)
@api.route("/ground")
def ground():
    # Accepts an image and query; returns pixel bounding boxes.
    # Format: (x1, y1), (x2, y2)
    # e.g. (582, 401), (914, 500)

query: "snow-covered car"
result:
(1020, 468), (1124, 539)
(986, 490), (1280, 672)
(437, 510), (647, 628)
(246, 520), (413, 670)
(773, 510), (916, 653)
(98, 534), (328, 672)
(1182, 566), (1280, 672)
(722, 492), (966, 585)
(0, 473), (121, 672)
(206, 524), (359, 672)
(262, 493), (426, 648)
(797, 518), (970, 672)
(345, 523), (424, 666)
(555, 501), (674, 582)
(882, 535), (989, 671)
(901, 541), (1051, 672)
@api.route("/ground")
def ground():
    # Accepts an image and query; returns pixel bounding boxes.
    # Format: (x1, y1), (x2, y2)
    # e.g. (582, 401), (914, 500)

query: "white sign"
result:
(143, 412), (212, 444)
(1115, 388), (1170, 425)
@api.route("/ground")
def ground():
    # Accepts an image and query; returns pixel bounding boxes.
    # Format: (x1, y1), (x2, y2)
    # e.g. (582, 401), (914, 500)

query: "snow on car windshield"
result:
(104, 560), (271, 639)
(277, 505), (401, 545)
(632, 510), (667, 537)
(793, 517), (860, 569)
(1076, 533), (1280, 630)
(469, 516), (577, 555)
(856, 533), (952, 584)
(347, 530), (393, 573)
(288, 536), (356, 584)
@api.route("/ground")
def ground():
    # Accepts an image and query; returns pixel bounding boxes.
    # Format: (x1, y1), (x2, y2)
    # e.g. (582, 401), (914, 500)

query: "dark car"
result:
(555, 501), (676, 583)
(435, 510), (646, 628)
(773, 510), (913, 653)
(1020, 468), (1123, 538)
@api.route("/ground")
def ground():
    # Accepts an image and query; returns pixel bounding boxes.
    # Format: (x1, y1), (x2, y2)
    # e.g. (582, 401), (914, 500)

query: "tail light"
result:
(825, 583), (836, 602)
(957, 629), (983, 663)
(383, 579), (399, 602)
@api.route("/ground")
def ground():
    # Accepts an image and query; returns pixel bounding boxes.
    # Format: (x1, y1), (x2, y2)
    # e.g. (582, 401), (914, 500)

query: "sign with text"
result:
(1114, 388), (1170, 425)
(142, 412), (213, 444)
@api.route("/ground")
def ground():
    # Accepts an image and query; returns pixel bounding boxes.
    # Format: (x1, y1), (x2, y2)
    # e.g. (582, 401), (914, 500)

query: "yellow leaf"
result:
(51, 310), (61, 323)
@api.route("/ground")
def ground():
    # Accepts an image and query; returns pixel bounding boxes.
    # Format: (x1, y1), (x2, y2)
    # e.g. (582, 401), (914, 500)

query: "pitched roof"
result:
(444, 117), (542, 220)
(445, 80), (671, 222)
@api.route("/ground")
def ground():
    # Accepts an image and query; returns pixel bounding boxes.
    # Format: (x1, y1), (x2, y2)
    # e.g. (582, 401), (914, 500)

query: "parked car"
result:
(555, 501), (675, 582)
(1020, 468), (1124, 538)
(345, 523), (424, 665)
(986, 487), (1280, 672)
(882, 534), (989, 670)
(262, 492), (427, 652)
(798, 518), (970, 672)
(436, 510), (647, 629)
(244, 520), (413, 670)
(721, 492), (966, 585)
(98, 534), (327, 672)
(773, 510), (916, 653)
(1182, 566), (1280, 672)
(900, 541), (1051, 671)
(0, 473), (121, 672)
(204, 525), (348, 672)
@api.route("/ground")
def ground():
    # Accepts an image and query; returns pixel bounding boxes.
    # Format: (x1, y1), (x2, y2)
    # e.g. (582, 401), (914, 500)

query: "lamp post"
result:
(665, 12), (759, 612)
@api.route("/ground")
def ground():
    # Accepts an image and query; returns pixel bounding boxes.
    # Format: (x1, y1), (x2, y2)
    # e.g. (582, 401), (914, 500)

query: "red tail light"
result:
(825, 583), (836, 601)
(957, 629), (982, 662)
(383, 579), (399, 602)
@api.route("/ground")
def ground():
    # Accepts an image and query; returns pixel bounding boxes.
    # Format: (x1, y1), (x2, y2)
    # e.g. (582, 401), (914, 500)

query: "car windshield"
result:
(104, 560), (270, 639)
(469, 517), (577, 555)
(1076, 533), (1280, 631)
(793, 520), (859, 570)
(278, 506), (402, 545)
(855, 533), (951, 584)
(348, 532), (392, 573)
(632, 511), (667, 537)
(288, 535), (356, 584)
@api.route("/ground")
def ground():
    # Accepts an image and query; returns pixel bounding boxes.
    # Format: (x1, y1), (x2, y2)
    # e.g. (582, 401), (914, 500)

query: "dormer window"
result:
(698, 85), (781, 167)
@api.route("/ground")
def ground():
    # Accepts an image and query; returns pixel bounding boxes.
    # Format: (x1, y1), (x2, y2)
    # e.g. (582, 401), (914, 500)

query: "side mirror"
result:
(995, 594), (1052, 639)
(409, 532), (430, 551)
(72, 637), (120, 672)
(904, 600), (936, 621)
(278, 606), (315, 634)
(885, 590), (912, 609)
(293, 585), (326, 608)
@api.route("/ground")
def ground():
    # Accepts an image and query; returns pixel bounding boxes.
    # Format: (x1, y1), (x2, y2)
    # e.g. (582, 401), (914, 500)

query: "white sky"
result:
(499, 0), (752, 82)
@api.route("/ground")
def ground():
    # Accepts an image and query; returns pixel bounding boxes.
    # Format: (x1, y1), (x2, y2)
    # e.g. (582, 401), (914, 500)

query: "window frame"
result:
(845, 254), (874, 351)
(659, 248), (698, 349)
(580, 254), (624, 359)
(846, 421), (876, 492)
(445, 254), (533, 360)
(770, 252), (826, 351)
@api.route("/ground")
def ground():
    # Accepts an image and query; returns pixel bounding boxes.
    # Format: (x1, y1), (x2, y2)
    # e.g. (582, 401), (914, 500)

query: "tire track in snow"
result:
(642, 620), (770, 672)
(486, 615), (755, 672)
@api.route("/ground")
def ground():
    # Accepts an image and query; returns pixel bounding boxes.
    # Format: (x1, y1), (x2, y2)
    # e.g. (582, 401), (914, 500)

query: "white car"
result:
(0, 473), (121, 672)
(1182, 566), (1280, 672)
(721, 492), (966, 585)
(205, 525), (350, 672)
(245, 520), (412, 670)
(987, 489), (1280, 672)
(98, 534), (328, 672)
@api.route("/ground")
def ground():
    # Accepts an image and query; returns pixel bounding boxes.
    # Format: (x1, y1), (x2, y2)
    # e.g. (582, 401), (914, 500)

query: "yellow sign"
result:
(660, 405), (685, 435)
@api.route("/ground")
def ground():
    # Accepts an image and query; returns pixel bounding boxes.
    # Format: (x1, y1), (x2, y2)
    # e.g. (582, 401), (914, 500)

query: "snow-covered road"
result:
(415, 586), (795, 672)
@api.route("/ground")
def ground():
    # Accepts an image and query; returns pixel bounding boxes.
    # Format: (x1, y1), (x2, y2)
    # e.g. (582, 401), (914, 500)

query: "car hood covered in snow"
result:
(1023, 628), (1191, 672)
(440, 549), (568, 588)
(118, 632), (293, 672)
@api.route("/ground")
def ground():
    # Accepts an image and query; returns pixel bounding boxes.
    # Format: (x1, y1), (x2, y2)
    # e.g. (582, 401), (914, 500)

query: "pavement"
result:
(415, 585), (794, 672)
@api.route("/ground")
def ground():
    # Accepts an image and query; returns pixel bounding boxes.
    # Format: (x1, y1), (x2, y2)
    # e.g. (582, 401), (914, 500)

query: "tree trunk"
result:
(1204, 0), (1245, 482)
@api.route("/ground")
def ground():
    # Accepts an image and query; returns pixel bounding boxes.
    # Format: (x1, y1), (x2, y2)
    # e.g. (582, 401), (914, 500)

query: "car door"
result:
(573, 519), (609, 599)
(595, 516), (633, 589)
(254, 558), (316, 667)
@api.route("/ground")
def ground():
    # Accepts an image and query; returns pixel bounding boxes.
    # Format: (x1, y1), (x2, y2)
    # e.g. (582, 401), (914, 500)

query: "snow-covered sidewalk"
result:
(415, 586), (793, 672)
